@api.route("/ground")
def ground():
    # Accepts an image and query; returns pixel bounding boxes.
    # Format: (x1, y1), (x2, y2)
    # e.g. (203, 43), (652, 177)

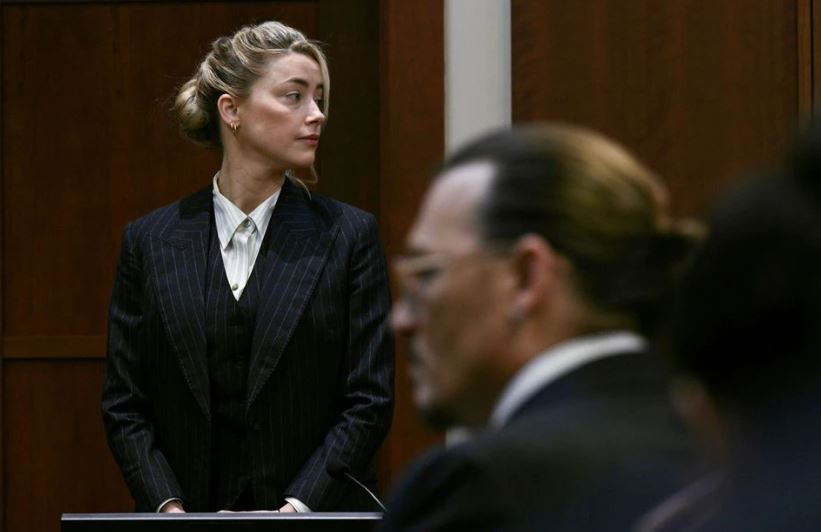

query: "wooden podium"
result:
(61, 512), (382, 532)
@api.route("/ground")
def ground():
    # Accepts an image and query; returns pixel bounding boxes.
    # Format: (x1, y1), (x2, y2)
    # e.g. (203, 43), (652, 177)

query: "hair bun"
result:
(594, 221), (702, 334)
(173, 77), (215, 147)
(658, 219), (705, 270)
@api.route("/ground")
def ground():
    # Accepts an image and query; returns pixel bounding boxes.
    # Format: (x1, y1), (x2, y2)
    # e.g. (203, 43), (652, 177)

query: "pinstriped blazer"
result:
(102, 178), (394, 512)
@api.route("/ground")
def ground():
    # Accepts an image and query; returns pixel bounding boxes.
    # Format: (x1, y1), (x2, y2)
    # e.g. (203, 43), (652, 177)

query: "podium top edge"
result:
(61, 512), (383, 521)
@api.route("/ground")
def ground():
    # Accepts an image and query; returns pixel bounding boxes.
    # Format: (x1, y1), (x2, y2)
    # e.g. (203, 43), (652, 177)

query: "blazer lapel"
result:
(150, 187), (212, 420)
(246, 179), (339, 408)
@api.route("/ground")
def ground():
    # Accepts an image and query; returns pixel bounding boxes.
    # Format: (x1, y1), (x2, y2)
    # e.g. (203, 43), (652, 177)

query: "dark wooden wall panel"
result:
(3, 360), (131, 532)
(378, 0), (445, 482)
(512, 0), (805, 217)
(316, 1), (380, 216)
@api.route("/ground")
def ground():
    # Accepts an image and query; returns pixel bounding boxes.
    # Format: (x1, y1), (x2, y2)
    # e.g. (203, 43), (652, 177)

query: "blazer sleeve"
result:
(101, 222), (184, 511)
(284, 212), (395, 510)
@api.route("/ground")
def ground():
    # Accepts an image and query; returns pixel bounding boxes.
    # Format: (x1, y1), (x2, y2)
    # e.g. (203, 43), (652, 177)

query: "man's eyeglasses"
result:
(392, 249), (506, 313)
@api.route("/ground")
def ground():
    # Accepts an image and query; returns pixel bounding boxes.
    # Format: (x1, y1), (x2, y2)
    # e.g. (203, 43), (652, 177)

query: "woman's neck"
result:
(217, 157), (286, 214)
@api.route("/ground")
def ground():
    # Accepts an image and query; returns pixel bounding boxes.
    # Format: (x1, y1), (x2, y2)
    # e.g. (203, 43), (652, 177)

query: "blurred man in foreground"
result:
(381, 124), (700, 531)
(638, 125), (821, 532)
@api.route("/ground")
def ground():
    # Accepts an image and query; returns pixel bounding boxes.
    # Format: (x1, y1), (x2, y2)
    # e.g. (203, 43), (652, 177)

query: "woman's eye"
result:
(286, 92), (302, 102)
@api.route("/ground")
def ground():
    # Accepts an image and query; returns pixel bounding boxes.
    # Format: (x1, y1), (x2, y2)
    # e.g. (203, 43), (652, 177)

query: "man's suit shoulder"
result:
(383, 442), (512, 531)
(383, 360), (697, 531)
(385, 418), (694, 532)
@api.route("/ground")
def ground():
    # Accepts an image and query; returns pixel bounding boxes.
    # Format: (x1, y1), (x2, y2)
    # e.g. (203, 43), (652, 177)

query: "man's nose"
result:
(390, 299), (416, 334)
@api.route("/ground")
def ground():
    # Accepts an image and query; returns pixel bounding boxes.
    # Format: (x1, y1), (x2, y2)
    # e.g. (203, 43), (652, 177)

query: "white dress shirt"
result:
(212, 175), (280, 300)
(489, 331), (648, 429)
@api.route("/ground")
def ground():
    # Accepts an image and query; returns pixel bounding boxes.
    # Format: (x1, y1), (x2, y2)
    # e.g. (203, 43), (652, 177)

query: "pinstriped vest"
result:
(204, 219), (265, 509)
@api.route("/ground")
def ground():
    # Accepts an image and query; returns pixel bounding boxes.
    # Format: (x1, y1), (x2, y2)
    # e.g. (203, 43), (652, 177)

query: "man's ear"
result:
(217, 93), (240, 126)
(508, 234), (561, 320)
(671, 376), (728, 461)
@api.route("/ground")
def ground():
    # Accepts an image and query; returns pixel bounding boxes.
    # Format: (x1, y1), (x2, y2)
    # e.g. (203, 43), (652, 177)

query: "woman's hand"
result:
(160, 501), (185, 513)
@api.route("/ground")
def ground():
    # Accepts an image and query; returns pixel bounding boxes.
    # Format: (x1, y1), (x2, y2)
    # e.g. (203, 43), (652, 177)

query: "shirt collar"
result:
(212, 174), (281, 250)
(489, 330), (647, 429)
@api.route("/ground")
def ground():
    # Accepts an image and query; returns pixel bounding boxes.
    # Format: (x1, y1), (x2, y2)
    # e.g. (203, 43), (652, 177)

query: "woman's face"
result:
(235, 52), (325, 171)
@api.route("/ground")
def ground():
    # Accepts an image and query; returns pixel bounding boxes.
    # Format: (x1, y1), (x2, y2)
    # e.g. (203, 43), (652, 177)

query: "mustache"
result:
(402, 338), (420, 364)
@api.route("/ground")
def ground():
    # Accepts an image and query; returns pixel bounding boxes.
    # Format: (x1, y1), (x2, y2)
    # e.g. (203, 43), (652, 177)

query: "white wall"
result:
(445, 0), (511, 154)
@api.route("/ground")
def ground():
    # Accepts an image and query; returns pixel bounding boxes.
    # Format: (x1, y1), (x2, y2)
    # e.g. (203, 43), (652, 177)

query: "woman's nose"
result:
(307, 100), (325, 124)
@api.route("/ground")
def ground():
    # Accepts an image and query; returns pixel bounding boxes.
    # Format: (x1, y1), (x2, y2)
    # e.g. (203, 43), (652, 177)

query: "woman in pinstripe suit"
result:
(102, 21), (394, 513)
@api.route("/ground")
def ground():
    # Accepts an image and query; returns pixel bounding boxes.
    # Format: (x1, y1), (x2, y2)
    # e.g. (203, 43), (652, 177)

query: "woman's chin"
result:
(288, 156), (316, 170)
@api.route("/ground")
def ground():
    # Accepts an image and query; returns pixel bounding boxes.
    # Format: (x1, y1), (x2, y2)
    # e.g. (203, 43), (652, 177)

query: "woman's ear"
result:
(217, 93), (240, 127)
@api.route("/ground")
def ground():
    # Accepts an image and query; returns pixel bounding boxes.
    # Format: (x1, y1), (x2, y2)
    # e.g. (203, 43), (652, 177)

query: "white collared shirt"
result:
(489, 331), (648, 429)
(212, 175), (280, 300)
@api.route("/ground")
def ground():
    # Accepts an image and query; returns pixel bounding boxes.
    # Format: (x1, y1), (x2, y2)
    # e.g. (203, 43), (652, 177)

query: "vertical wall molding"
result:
(0, 2), (5, 525)
(444, 0), (511, 153)
(815, 0), (820, 112)
(799, 0), (814, 120)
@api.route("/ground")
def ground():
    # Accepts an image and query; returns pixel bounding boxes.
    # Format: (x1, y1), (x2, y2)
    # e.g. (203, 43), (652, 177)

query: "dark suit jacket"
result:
(638, 395), (821, 532)
(381, 351), (696, 531)
(102, 179), (394, 512)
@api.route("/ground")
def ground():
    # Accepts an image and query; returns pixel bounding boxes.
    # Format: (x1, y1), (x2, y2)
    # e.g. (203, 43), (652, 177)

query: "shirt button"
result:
(231, 283), (239, 290)
(243, 219), (252, 228)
